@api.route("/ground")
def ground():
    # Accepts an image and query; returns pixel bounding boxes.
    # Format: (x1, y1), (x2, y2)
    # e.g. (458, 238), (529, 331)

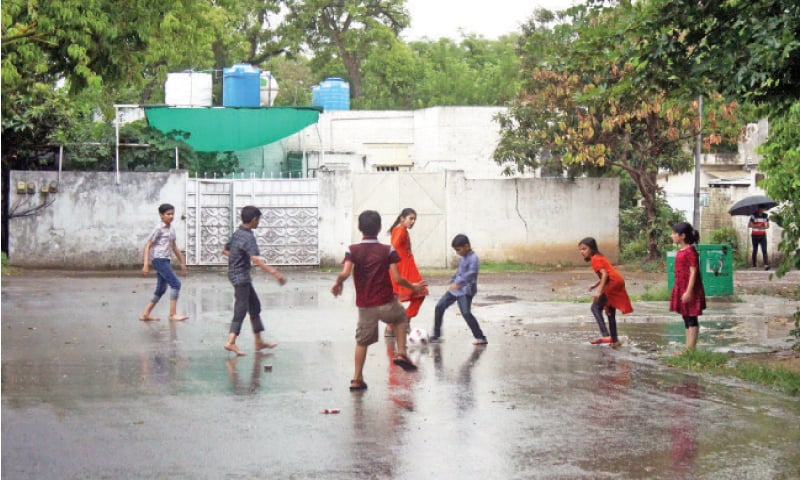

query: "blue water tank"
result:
(223, 64), (261, 107)
(312, 77), (350, 111)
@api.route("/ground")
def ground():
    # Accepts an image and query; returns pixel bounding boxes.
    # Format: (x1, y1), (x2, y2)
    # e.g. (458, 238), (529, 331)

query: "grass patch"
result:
(664, 349), (800, 396)
(1, 252), (19, 275)
(733, 362), (800, 396)
(479, 261), (569, 273)
(631, 283), (671, 302)
(665, 349), (731, 370)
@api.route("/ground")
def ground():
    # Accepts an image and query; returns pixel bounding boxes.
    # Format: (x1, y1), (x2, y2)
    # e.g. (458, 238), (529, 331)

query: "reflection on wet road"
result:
(2, 272), (798, 479)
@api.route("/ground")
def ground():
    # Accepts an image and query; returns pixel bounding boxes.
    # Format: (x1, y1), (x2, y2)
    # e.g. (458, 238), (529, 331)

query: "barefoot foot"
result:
(139, 315), (160, 322)
(169, 314), (189, 321)
(224, 343), (246, 356)
(255, 340), (278, 351)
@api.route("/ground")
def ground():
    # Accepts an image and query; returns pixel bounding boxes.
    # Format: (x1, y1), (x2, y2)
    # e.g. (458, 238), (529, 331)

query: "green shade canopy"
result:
(144, 106), (321, 152)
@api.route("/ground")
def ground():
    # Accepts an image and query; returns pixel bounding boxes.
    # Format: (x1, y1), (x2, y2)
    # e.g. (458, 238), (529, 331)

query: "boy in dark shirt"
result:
(331, 210), (426, 391)
(223, 206), (287, 356)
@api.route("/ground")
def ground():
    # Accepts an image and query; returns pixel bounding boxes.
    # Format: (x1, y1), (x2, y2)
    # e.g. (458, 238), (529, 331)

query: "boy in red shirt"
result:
(331, 210), (427, 391)
(748, 205), (770, 270)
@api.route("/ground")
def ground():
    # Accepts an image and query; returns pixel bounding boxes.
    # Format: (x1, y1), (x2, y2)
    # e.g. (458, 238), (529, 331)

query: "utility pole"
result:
(693, 95), (702, 228)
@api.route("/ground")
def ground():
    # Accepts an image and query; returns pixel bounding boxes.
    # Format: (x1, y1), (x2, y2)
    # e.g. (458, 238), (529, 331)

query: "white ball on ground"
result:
(406, 327), (429, 347)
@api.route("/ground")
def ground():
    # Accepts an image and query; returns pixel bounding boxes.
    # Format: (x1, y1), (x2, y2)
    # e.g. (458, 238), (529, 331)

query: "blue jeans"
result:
(151, 258), (181, 302)
(433, 291), (486, 340)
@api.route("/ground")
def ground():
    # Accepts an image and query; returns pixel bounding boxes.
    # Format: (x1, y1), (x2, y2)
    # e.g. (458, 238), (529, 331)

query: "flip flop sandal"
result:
(349, 379), (368, 391)
(393, 354), (417, 371)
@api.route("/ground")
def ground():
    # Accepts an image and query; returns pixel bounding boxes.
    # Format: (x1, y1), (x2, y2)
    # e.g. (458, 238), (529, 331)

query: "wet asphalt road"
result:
(2, 270), (799, 479)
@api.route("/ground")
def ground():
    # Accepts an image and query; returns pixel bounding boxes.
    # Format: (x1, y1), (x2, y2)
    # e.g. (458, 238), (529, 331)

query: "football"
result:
(406, 327), (429, 346)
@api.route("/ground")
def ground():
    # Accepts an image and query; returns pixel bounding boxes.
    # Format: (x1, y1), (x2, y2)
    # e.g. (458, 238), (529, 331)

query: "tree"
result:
(757, 103), (800, 276)
(357, 32), (421, 109)
(494, 4), (740, 260)
(629, 0), (800, 110)
(629, 0), (800, 276)
(282, 0), (410, 99)
(410, 34), (521, 108)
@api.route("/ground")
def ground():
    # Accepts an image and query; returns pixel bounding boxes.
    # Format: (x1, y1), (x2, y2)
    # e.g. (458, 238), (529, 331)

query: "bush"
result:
(708, 226), (749, 266)
(619, 199), (685, 264)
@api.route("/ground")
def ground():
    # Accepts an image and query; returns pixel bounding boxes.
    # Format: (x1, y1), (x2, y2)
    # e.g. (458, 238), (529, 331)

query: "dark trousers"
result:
(751, 235), (767, 266)
(229, 283), (264, 336)
(433, 291), (486, 340)
(591, 294), (618, 341)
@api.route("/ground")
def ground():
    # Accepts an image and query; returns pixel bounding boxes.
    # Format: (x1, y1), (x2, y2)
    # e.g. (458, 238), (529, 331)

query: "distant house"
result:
(657, 118), (781, 257)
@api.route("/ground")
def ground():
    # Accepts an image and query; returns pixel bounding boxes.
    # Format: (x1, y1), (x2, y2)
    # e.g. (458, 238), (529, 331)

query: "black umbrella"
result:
(728, 195), (777, 216)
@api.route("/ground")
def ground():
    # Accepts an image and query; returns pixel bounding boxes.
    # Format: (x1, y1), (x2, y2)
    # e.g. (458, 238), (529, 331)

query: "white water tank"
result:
(165, 71), (213, 106)
(259, 71), (280, 106)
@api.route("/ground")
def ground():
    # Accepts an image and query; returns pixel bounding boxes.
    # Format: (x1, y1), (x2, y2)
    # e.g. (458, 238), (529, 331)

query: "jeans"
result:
(433, 291), (486, 340)
(151, 258), (181, 302)
(751, 235), (768, 266)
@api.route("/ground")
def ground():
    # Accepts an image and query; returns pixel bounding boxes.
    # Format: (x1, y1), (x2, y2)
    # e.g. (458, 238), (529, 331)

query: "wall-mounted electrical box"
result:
(49, 181), (58, 193)
(16, 181), (27, 194)
(26, 182), (36, 194)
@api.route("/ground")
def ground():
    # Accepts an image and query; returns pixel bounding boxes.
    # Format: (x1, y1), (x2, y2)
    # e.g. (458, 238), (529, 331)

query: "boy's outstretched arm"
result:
(331, 261), (353, 297)
(252, 256), (287, 285)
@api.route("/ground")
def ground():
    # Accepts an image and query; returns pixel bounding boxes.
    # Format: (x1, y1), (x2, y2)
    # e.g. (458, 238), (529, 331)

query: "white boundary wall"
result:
(9, 170), (619, 268)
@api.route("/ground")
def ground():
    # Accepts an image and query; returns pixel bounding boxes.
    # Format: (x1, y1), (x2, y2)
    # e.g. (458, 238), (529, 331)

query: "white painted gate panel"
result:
(186, 178), (319, 266)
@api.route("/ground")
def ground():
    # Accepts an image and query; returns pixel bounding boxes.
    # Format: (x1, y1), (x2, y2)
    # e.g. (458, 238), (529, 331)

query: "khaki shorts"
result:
(356, 299), (408, 346)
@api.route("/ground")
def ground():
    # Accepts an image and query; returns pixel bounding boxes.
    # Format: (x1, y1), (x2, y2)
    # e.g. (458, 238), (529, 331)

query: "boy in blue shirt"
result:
(430, 234), (487, 345)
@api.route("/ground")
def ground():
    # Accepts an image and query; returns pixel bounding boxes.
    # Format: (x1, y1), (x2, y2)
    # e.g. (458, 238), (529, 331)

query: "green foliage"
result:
(631, 283), (670, 301)
(630, 0), (800, 110)
(665, 349), (731, 370)
(708, 227), (739, 252)
(494, 3), (741, 261)
(118, 121), (239, 175)
(758, 101), (800, 277)
(619, 200), (685, 263)
(666, 349), (800, 396)
(282, 0), (410, 99)
(733, 362), (800, 397)
(708, 226), (748, 267)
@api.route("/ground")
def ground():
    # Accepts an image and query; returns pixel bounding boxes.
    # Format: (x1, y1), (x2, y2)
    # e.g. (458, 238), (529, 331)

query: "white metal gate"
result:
(186, 178), (319, 266)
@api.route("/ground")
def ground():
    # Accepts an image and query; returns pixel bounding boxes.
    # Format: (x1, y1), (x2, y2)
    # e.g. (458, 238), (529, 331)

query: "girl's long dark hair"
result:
(578, 237), (601, 257)
(387, 207), (416, 234)
(672, 222), (700, 245)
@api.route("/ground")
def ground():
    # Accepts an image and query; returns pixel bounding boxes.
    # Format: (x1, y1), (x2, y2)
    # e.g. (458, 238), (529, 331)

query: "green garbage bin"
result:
(666, 244), (733, 296)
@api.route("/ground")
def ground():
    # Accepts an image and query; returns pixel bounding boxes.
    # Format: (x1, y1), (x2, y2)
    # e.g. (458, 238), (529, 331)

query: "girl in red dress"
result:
(385, 208), (429, 336)
(579, 237), (633, 347)
(669, 222), (706, 351)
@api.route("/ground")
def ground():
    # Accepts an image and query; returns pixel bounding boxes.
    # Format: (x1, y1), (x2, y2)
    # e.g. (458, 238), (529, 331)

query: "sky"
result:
(402, 0), (577, 41)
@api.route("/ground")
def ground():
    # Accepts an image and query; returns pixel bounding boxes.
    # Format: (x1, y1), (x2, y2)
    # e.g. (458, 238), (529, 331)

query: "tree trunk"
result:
(341, 52), (362, 99)
(628, 167), (662, 262)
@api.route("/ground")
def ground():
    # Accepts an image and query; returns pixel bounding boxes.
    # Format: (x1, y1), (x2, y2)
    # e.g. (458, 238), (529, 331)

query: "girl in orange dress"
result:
(579, 237), (633, 347)
(385, 208), (429, 336)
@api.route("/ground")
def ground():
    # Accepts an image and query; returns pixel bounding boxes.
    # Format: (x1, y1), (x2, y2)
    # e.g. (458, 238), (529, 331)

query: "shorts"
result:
(682, 315), (699, 328)
(356, 299), (408, 346)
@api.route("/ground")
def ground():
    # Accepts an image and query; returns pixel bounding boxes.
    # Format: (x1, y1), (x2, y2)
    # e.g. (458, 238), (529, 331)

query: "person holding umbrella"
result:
(748, 204), (770, 270)
(729, 195), (777, 270)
